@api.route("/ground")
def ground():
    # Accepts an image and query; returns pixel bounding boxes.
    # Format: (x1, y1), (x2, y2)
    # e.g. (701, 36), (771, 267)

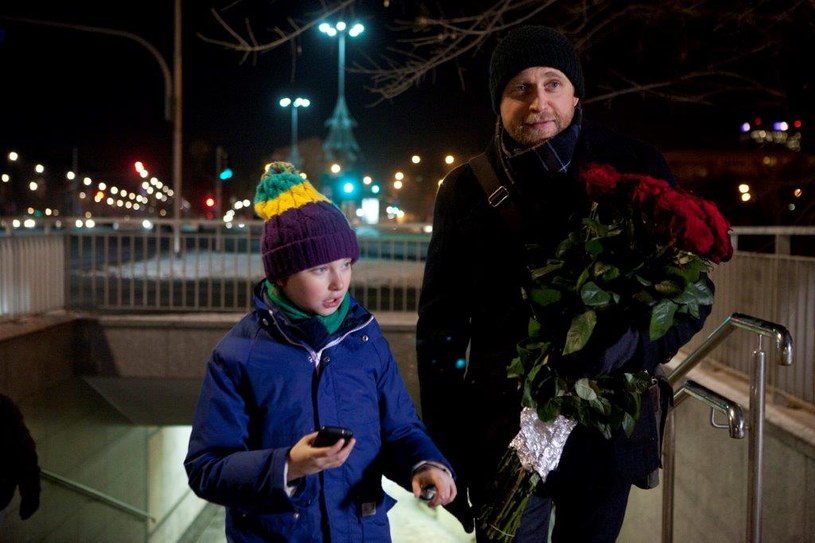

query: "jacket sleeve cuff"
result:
(411, 460), (452, 478)
(272, 447), (294, 490)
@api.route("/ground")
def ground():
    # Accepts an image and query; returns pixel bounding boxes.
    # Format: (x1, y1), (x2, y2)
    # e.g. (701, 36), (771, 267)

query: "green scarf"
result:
(266, 281), (350, 334)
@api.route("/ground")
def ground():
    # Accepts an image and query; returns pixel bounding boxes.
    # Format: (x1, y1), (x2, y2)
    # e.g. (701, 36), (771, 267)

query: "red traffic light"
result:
(204, 196), (216, 208)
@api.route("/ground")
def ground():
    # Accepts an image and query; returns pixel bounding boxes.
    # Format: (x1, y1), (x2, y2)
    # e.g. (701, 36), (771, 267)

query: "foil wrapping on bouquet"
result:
(509, 408), (577, 482)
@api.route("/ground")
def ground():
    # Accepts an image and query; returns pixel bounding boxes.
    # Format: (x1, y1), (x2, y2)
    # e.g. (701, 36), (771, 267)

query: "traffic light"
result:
(341, 180), (358, 196)
(216, 147), (232, 180)
(333, 172), (361, 200)
(204, 196), (216, 209)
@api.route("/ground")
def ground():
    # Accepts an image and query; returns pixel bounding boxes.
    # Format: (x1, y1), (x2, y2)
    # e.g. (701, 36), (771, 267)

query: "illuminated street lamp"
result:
(318, 21), (364, 166)
(279, 97), (311, 168)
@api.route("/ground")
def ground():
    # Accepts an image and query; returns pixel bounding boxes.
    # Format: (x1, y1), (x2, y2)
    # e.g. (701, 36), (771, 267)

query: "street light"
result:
(3, 6), (184, 254)
(318, 21), (364, 166)
(279, 97), (311, 168)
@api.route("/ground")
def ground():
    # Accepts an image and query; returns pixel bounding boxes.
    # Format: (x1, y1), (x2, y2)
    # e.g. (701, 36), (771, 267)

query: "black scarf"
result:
(497, 106), (583, 184)
(493, 107), (589, 265)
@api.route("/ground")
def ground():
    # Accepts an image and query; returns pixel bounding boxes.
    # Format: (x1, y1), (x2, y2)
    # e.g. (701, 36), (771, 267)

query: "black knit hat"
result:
(489, 25), (585, 113)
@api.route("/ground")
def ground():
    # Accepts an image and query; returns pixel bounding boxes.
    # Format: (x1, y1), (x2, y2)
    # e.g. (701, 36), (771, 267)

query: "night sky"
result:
(0, 1), (493, 202)
(1, 0), (813, 216)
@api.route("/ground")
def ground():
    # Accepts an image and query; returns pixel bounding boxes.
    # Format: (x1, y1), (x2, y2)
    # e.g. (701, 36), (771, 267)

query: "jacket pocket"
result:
(357, 492), (397, 541)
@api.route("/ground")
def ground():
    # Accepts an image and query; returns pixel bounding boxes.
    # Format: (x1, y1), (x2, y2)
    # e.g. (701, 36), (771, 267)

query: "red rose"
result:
(651, 188), (688, 240)
(674, 195), (716, 257)
(699, 199), (734, 263)
(583, 164), (623, 200)
(633, 175), (672, 214)
(583, 164), (733, 264)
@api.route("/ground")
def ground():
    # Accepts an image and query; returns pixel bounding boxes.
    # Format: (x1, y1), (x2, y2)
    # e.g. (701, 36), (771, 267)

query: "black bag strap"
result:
(468, 153), (524, 236)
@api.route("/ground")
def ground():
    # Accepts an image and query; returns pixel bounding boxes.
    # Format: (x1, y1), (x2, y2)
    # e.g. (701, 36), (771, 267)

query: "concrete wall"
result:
(0, 315), (79, 404)
(94, 311), (419, 384)
(93, 311), (423, 422)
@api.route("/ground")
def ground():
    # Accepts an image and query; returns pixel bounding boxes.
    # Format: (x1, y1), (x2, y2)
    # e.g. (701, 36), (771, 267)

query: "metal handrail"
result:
(662, 380), (746, 543)
(662, 312), (793, 543)
(41, 468), (155, 522)
(668, 313), (793, 386)
(674, 379), (746, 439)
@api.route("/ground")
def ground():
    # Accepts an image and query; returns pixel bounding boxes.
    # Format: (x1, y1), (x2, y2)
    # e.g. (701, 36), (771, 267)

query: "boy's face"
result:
(277, 258), (353, 316)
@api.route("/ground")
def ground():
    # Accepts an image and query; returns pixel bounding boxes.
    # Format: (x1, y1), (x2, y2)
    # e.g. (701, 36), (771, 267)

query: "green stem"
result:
(476, 448), (541, 542)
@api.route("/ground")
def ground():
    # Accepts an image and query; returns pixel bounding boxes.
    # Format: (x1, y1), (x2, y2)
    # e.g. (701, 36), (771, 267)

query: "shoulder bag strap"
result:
(468, 153), (525, 237)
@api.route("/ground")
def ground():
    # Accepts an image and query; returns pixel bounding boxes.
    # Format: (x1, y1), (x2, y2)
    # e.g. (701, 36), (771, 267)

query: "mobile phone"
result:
(313, 426), (353, 447)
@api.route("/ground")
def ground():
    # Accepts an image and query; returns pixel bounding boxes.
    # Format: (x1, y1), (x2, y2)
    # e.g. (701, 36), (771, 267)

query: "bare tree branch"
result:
(200, 0), (814, 109)
(197, 0), (355, 63)
(590, 70), (787, 105)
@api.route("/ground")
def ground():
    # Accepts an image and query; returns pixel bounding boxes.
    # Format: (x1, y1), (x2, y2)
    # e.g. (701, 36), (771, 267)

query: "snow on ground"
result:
(100, 254), (425, 287)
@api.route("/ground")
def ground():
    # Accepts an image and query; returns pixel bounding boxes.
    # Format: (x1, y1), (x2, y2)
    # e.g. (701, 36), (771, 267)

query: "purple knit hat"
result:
(254, 161), (359, 282)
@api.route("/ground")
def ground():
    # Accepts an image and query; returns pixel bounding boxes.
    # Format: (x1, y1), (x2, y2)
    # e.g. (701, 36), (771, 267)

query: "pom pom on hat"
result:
(255, 161), (359, 282)
(489, 25), (585, 113)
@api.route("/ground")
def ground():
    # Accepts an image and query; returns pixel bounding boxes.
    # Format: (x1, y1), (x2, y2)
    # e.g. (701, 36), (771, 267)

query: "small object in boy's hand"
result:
(313, 425), (353, 447)
(420, 485), (437, 501)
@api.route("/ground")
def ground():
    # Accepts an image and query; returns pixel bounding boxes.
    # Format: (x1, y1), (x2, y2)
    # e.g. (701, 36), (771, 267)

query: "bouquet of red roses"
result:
(477, 164), (733, 541)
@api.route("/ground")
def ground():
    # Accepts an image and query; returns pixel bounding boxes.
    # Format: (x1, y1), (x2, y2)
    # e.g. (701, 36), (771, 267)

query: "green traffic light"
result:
(219, 168), (233, 181)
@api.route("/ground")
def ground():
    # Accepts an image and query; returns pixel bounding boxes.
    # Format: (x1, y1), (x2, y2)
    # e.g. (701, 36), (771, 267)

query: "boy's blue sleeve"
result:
(373, 336), (456, 487)
(184, 348), (315, 512)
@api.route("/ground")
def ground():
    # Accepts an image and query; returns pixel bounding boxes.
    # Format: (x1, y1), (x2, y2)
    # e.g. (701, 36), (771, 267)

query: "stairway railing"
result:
(662, 313), (794, 543)
(41, 468), (154, 522)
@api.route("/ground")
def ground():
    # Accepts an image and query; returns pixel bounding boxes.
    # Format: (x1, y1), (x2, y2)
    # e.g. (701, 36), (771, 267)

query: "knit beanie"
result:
(254, 161), (360, 283)
(489, 25), (585, 112)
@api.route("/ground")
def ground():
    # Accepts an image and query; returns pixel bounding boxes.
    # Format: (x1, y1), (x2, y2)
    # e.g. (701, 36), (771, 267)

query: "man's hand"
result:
(594, 325), (640, 374)
(575, 324), (641, 376)
(18, 472), (40, 520)
(286, 431), (355, 481)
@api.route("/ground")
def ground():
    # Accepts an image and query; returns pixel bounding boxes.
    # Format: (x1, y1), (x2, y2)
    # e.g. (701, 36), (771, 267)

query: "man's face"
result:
(499, 66), (580, 148)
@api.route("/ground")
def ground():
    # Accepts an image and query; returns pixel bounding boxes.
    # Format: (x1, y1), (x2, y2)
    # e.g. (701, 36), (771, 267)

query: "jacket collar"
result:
(252, 281), (372, 351)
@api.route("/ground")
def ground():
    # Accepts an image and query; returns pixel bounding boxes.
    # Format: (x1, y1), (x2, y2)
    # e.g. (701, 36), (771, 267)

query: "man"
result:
(416, 26), (711, 541)
(0, 393), (40, 526)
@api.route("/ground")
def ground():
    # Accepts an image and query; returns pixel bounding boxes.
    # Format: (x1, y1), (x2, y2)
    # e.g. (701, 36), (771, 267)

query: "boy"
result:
(185, 162), (456, 542)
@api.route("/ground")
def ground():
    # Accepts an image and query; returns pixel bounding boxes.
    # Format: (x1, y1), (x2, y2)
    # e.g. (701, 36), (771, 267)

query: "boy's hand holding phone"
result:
(286, 427), (355, 482)
(312, 426), (354, 447)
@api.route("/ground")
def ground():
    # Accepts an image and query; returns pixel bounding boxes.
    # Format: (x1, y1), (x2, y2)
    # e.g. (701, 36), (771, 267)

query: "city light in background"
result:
(319, 20), (365, 168)
(740, 117), (803, 151)
(279, 96), (311, 168)
(2, 112), (813, 229)
(1, 1), (813, 234)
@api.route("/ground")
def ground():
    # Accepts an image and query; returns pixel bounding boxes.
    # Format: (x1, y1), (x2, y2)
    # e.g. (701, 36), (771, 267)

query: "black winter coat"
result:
(416, 120), (711, 507)
(0, 394), (40, 521)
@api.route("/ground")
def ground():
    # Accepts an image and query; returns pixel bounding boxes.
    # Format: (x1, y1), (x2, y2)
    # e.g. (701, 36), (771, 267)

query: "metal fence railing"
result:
(1, 219), (813, 410)
(0, 233), (65, 319)
(0, 219), (427, 318)
(685, 226), (815, 408)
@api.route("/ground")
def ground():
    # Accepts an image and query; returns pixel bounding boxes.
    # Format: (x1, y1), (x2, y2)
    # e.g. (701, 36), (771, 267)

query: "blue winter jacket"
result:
(186, 283), (452, 542)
